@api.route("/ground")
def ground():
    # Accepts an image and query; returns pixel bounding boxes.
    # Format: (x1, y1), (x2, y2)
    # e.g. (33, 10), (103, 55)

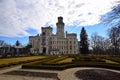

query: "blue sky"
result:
(0, 0), (119, 45)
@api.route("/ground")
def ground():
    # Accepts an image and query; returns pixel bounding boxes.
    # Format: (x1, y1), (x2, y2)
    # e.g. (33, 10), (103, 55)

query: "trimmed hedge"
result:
(72, 56), (105, 62)
(22, 61), (120, 70)
(21, 56), (120, 70)
(22, 62), (120, 70)
(0, 56), (46, 68)
(22, 56), (60, 67)
(105, 57), (120, 63)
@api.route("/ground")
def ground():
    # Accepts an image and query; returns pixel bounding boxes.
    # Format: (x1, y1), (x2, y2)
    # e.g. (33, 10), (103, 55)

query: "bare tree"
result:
(91, 33), (103, 54)
(0, 40), (9, 47)
(101, 4), (120, 27)
(100, 3), (120, 56)
(90, 33), (111, 55)
(108, 26), (120, 54)
(0, 40), (4, 46)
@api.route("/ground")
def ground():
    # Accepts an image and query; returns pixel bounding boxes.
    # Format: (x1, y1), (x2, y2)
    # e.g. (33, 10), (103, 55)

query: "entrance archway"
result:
(42, 47), (46, 53)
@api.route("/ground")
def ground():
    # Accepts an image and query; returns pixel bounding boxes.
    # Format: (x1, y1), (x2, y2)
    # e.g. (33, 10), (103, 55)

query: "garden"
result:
(21, 55), (120, 70)
(0, 56), (47, 68)
(0, 55), (120, 70)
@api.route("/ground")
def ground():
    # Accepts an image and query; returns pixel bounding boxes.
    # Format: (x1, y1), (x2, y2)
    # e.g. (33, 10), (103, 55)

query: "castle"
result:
(29, 17), (79, 55)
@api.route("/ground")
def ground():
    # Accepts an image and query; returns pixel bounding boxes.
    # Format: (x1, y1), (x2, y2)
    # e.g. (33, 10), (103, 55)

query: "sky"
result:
(0, 0), (120, 45)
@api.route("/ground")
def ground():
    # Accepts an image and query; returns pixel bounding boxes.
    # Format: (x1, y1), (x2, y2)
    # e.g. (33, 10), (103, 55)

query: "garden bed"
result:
(22, 56), (120, 70)
(0, 56), (47, 68)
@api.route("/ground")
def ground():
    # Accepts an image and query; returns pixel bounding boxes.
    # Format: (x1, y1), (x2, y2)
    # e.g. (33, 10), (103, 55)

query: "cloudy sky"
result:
(0, 0), (119, 45)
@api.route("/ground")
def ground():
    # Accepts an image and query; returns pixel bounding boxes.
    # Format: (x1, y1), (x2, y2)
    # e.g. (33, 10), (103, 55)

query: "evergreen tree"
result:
(80, 27), (89, 54)
(15, 40), (20, 46)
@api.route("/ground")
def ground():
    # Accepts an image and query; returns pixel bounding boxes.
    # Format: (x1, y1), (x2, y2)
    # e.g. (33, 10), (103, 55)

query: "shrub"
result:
(22, 56), (120, 71)
(0, 56), (47, 68)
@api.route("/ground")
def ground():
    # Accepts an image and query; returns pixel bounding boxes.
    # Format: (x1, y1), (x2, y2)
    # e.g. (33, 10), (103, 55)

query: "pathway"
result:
(58, 67), (120, 80)
(0, 66), (120, 80)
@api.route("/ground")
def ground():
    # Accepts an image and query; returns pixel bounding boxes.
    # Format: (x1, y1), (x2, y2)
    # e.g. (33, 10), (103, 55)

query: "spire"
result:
(58, 16), (63, 23)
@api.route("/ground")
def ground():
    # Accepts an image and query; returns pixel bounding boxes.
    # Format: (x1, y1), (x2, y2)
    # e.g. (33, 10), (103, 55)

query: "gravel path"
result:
(0, 66), (120, 80)
(3, 70), (58, 79)
(58, 67), (120, 80)
(0, 66), (59, 80)
(75, 69), (120, 80)
(0, 75), (57, 80)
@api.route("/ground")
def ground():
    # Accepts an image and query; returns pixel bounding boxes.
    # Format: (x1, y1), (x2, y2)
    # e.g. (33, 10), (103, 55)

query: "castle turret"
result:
(56, 16), (65, 38)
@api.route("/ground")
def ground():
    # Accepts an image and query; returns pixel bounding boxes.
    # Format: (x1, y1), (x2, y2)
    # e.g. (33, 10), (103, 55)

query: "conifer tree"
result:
(15, 40), (20, 46)
(80, 27), (89, 54)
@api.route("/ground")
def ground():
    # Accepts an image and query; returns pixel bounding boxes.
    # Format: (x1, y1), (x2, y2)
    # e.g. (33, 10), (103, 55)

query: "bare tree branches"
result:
(108, 26), (120, 53)
(0, 40), (9, 47)
(90, 33), (110, 54)
(101, 4), (120, 27)
(90, 26), (120, 55)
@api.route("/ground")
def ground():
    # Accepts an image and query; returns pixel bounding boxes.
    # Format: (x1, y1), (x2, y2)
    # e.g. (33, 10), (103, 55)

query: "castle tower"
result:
(56, 16), (65, 38)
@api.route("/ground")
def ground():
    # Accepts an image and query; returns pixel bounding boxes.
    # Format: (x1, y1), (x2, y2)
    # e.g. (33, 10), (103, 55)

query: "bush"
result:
(72, 56), (105, 62)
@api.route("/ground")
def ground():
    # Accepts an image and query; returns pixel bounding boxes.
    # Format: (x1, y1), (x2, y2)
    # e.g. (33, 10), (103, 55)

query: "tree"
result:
(80, 27), (89, 54)
(0, 40), (9, 47)
(90, 33), (111, 55)
(0, 40), (5, 46)
(15, 40), (20, 46)
(101, 4), (120, 27)
(108, 26), (120, 54)
(100, 3), (120, 55)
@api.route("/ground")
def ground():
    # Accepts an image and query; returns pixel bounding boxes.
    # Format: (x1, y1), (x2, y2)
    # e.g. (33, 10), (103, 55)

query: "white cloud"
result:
(0, 0), (119, 37)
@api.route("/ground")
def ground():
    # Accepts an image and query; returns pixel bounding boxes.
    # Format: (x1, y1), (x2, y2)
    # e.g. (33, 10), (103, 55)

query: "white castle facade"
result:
(29, 17), (79, 55)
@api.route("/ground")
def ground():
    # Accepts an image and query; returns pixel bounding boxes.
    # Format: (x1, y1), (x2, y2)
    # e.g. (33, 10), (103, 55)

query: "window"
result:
(74, 41), (76, 44)
(42, 32), (45, 35)
(70, 45), (72, 50)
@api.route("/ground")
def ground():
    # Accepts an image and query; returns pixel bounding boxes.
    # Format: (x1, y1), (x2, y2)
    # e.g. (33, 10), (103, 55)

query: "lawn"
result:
(0, 56), (47, 68)
(103, 59), (119, 64)
(57, 58), (74, 63)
